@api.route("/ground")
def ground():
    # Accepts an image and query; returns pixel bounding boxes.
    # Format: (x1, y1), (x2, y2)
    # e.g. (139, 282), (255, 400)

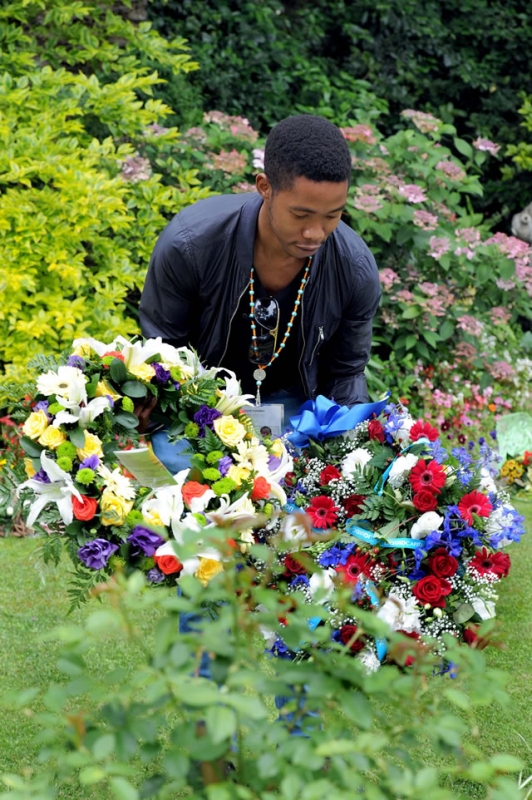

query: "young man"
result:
(139, 114), (381, 426)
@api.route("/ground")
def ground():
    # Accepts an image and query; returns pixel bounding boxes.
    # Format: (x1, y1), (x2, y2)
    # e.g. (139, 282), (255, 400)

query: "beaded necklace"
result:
(249, 256), (312, 405)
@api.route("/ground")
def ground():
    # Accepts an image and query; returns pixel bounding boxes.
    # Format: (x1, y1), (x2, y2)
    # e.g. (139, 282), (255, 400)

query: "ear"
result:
(255, 173), (272, 201)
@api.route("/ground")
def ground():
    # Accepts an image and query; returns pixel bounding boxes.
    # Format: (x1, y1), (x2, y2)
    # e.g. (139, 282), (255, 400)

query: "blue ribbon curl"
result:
(288, 393), (390, 448)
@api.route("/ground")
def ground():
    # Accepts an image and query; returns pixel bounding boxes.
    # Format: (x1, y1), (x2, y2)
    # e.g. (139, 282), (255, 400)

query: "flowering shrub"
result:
(251, 398), (525, 668)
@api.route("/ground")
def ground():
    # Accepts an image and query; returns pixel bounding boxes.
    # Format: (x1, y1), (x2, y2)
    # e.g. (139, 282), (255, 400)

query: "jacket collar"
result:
(236, 193), (263, 271)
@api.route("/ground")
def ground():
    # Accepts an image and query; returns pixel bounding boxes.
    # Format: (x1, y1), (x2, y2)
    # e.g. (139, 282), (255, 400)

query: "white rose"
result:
(377, 591), (421, 633)
(341, 448), (373, 477)
(410, 511), (444, 540)
(472, 597), (496, 620)
(394, 417), (415, 445)
(309, 568), (336, 602)
(387, 453), (418, 488)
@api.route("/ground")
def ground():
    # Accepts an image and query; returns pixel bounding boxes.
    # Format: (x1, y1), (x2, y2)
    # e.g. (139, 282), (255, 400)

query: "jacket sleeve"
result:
(139, 218), (199, 346)
(320, 250), (381, 407)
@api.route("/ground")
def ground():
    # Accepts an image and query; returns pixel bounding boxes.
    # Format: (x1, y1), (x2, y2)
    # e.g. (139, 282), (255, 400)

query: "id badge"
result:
(245, 403), (284, 438)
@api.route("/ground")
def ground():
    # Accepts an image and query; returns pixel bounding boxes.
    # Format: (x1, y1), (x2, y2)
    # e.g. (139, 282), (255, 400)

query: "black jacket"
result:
(139, 193), (381, 406)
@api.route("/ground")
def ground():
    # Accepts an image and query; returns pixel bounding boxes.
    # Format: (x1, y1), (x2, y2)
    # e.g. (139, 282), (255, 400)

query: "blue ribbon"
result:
(346, 520), (426, 550)
(363, 579), (388, 661)
(287, 393), (390, 448)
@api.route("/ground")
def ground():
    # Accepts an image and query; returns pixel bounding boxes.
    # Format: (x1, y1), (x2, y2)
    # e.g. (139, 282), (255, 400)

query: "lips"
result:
(297, 244), (321, 252)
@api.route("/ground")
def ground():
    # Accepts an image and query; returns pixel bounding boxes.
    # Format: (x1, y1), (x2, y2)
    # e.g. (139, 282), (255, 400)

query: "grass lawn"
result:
(1, 502), (531, 793)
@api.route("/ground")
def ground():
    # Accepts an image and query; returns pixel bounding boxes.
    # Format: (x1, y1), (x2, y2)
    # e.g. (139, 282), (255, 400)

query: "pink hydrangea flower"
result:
(401, 109), (442, 133)
(210, 149), (247, 174)
(428, 236), (451, 259)
(456, 315), (484, 337)
(473, 137), (501, 155)
(398, 184), (427, 203)
(341, 125), (377, 144)
(436, 161), (466, 181)
(413, 210), (438, 230)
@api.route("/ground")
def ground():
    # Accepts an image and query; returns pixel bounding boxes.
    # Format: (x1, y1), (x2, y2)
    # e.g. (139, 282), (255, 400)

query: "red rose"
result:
(469, 547), (511, 578)
(182, 481), (211, 509)
(284, 471), (297, 488)
(72, 495), (98, 521)
(251, 476), (271, 501)
(409, 420), (439, 442)
(412, 490), (438, 512)
(367, 419), (385, 442)
(284, 554), (307, 575)
(412, 575), (452, 608)
(339, 624), (365, 653)
(428, 547), (459, 578)
(409, 459), (446, 495)
(342, 494), (366, 518)
(463, 625), (490, 649)
(102, 350), (125, 361)
(319, 465), (341, 485)
(523, 450), (532, 467)
(154, 553), (183, 575)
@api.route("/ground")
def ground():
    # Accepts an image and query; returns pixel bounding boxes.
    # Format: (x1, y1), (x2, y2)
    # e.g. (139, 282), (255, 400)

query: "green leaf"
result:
(122, 380), (148, 399)
(79, 767), (107, 785)
(139, 775), (166, 798)
(69, 426), (86, 448)
(205, 706), (236, 744)
(421, 329), (439, 348)
(19, 436), (44, 457)
(93, 733), (116, 760)
(109, 358), (128, 384)
(453, 137), (473, 159)
(489, 754), (525, 772)
(444, 688), (471, 710)
(401, 305), (421, 319)
(405, 334), (417, 351)
(439, 319), (455, 340)
(109, 777), (139, 800)
(453, 602), (475, 624)
(113, 412), (139, 429)
(85, 373), (101, 397)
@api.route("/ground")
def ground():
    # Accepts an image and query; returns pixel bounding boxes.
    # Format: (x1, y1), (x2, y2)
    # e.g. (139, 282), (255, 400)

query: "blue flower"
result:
(290, 575), (310, 589)
(428, 438), (448, 464)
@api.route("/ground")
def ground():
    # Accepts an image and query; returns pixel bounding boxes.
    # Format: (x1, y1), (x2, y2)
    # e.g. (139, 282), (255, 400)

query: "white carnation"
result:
(387, 453), (418, 488)
(341, 448), (372, 477)
(377, 591), (421, 633)
(410, 511), (444, 540)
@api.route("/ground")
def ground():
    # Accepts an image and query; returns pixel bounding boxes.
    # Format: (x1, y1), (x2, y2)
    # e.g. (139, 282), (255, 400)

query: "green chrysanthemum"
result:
(77, 467), (95, 485)
(56, 441), (77, 459)
(212, 477), (237, 496)
(203, 467), (221, 482)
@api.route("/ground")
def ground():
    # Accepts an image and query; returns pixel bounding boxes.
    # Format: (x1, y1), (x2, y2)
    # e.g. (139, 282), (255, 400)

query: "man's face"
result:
(258, 175), (349, 259)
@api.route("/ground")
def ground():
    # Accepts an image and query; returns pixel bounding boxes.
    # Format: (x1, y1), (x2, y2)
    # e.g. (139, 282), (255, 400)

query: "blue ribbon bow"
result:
(288, 394), (390, 448)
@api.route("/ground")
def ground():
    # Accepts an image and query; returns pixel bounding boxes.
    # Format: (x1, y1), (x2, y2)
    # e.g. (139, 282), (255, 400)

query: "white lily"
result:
(209, 368), (254, 414)
(54, 396), (112, 428)
(205, 492), (257, 525)
(158, 344), (202, 378)
(141, 469), (190, 536)
(263, 442), (293, 483)
(267, 481), (287, 507)
(17, 451), (82, 528)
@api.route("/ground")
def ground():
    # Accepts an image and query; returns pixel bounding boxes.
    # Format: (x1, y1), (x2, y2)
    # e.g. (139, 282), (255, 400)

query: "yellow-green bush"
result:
(0, 1), (210, 394)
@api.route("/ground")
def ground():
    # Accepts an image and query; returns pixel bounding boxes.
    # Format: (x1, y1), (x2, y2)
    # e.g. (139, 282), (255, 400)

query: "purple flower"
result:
(268, 454), (282, 471)
(153, 362), (171, 384)
(127, 526), (165, 557)
(34, 400), (51, 418)
(218, 455), (233, 476)
(193, 405), (222, 436)
(78, 538), (119, 570)
(146, 567), (166, 584)
(33, 469), (51, 484)
(79, 455), (100, 470)
(290, 575), (310, 589)
(67, 355), (86, 370)
(319, 543), (354, 568)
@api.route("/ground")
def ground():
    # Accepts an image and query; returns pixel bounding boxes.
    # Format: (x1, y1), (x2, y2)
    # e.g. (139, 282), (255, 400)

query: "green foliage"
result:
(0, 0), (211, 398)
(0, 535), (526, 799)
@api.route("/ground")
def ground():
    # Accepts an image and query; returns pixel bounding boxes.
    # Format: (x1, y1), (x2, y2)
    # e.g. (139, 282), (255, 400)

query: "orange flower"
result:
(154, 553), (183, 575)
(488, 403), (496, 412)
(182, 481), (210, 509)
(251, 476), (271, 501)
(523, 451), (532, 467)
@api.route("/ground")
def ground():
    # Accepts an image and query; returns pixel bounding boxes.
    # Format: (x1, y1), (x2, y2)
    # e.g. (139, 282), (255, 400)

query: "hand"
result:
(133, 394), (158, 433)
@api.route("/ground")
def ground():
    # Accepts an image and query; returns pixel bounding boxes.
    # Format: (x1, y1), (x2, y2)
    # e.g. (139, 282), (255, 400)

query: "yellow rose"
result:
(38, 426), (67, 450)
(95, 380), (122, 402)
(269, 438), (284, 458)
(195, 557), (224, 586)
(22, 410), (49, 440)
(142, 509), (165, 528)
(100, 490), (133, 526)
(129, 363), (156, 381)
(24, 458), (36, 478)
(71, 342), (93, 357)
(76, 431), (104, 461)
(227, 464), (251, 487)
(213, 415), (247, 447)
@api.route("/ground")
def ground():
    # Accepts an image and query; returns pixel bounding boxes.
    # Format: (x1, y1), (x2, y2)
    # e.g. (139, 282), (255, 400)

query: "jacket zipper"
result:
(298, 292), (308, 394)
(308, 325), (324, 368)
(218, 279), (250, 365)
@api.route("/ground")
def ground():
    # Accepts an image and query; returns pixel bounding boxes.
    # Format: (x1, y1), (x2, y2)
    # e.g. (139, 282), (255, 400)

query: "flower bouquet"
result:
(253, 397), (525, 669)
(16, 336), (292, 601)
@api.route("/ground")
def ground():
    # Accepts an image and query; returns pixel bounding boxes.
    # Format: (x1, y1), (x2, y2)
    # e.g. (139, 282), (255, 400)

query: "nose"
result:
(302, 222), (325, 243)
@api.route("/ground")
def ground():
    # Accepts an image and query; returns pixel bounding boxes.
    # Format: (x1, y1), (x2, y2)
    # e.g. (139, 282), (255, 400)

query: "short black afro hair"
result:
(264, 114), (351, 192)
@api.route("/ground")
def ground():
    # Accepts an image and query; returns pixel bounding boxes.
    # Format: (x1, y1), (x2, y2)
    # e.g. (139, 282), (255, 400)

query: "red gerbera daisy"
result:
(409, 459), (446, 495)
(306, 495), (338, 529)
(469, 547), (511, 578)
(409, 420), (439, 442)
(457, 491), (493, 526)
(336, 552), (374, 583)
